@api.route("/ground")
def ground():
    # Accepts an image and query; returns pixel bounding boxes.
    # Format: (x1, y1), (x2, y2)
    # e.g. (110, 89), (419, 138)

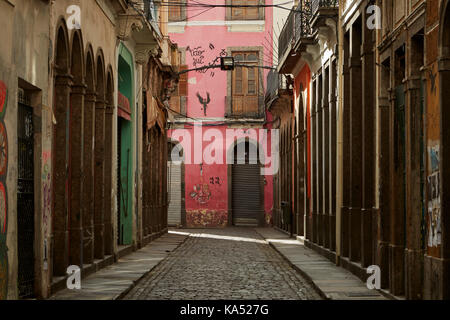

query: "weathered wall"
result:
(167, 1), (275, 228)
(0, 0), (50, 300)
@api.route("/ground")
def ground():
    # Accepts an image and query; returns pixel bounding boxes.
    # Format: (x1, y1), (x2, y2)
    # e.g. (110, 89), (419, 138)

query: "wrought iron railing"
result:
(265, 70), (290, 104)
(278, 1), (313, 63)
(311, 0), (339, 16)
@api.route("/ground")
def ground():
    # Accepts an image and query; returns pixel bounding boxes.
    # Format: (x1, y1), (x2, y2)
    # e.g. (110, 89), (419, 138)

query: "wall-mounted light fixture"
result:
(220, 57), (235, 71)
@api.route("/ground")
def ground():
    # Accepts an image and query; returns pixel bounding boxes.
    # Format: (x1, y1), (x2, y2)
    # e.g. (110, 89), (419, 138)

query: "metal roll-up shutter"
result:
(168, 162), (182, 226)
(232, 164), (261, 226)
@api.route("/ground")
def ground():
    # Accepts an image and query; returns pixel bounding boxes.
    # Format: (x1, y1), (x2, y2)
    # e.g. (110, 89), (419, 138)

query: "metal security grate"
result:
(17, 94), (35, 299)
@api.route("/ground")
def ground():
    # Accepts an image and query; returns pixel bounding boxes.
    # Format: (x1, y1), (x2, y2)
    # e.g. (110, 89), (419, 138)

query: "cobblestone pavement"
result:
(123, 228), (322, 300)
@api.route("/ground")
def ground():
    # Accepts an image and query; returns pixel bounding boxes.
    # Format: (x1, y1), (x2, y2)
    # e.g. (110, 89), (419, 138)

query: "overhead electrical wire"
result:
(127, 0), (308, 14)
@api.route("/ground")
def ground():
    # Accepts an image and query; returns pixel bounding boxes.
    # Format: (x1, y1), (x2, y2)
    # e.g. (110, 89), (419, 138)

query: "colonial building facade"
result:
(167, 0), (275, 228)
(0, 0), (179, 300)
(274, 0), (450, 299)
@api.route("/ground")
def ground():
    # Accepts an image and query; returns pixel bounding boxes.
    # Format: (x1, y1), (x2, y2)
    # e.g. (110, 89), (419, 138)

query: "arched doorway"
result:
(52, 21), (71, 277)
(82, 46), (95, 265)
(230, 139), (264, 227)
(68, 29), (84, 267)
(117, 46), (134, 245)
(104, 68), (114, 255)
(167, 140), (184, 227)
(94, 51), (106, 259)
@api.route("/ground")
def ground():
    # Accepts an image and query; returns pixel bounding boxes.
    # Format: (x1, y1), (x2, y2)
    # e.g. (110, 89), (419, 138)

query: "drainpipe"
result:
(335, 3), (344, 265)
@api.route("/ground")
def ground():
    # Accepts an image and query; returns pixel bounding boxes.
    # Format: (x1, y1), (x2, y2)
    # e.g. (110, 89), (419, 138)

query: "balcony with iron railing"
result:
(311, 0), (339, 15)
(310, 0), (339, 27)
(277, 0), (312, 71)
(265, 69), (292, 109)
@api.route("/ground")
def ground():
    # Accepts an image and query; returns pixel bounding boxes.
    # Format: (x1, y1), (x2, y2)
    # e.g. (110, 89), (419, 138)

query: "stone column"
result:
(349, 23), (363, 263)
(69, 83), (86, 267)
(311, 79), (318, 244)
(297, 92), (306, 237)
(104, 105), (114, 256)
(149, 129), (155, 234)
(317, 74), (324, 247)
(378, 87), (391, 289)
(53, 73), (72, 276)
(323, 67), (330, 250)
(329, 60), (337, 252)
(389, 61), (406, 296)
(82, 91), (96, 265)
(341, 33), (351, 259)
(361, 25), (375, 268)
(94, 97), (106, 259)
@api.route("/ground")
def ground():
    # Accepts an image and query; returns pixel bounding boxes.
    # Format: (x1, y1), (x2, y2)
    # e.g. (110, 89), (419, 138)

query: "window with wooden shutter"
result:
(231, 52), (259, 115)
(169, 0), (185, 22)
(169, 65), (188, 115)
(178, 65), (188, 96)
(230, 0), (262, 20)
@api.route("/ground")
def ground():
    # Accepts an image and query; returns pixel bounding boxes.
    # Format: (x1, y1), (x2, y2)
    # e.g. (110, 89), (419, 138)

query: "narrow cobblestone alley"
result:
(123, 228), (322, 300)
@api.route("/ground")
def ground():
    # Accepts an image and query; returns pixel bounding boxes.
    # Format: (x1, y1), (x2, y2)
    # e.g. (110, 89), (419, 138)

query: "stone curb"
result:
(254, 229), (330, 300)
(114, 234), (190, 300)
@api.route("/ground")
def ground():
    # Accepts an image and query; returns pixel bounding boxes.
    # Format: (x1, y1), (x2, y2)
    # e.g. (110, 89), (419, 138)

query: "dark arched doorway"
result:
(82, 46), (95, 265)
(94, 51), (106, 259)
(52, 22), (71, 277)
(68, 29), (84, 267)
(117, 45), (134, 245)
(230, 140), (264, 227)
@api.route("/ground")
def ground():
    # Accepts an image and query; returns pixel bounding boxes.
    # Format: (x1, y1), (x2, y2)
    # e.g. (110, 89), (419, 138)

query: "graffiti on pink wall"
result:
(0, 80), (8, 300)
(186, 209), (228, 228)
(186, 44), (226, 78)
(190, 183), (212, 205)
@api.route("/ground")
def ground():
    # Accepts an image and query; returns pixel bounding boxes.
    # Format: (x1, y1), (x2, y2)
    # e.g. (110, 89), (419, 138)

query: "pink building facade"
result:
(167, 0), (276, 228)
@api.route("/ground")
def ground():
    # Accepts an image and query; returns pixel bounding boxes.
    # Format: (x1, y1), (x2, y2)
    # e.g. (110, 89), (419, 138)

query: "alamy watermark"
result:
(66, 5), (81, 30)
(366, 5), (382, 30)
(366, 265), (381, 290)
(66, 265), (81, 290)
(170, 124), (279, 176)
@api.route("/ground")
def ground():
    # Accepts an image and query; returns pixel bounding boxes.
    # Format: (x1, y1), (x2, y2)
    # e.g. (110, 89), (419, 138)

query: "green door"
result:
(118, 50), (134, 245)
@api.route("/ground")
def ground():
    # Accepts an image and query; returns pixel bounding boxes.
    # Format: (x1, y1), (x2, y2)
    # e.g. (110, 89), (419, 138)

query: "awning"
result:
(118, 92), (131, 120)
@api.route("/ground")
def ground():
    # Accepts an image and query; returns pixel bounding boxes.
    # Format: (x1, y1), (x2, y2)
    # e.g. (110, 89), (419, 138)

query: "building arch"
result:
(117, 44), (134, 245)
(81, 43), (96, 265)
(52, 19), (72, 277)
(93, 48), (106, 259)
(68, 28), (85, 266)
(54, 18), (70, 74)
(104, 67), (115, 255)
(227, 137), (266, 227)
(70, 30), (84, 84)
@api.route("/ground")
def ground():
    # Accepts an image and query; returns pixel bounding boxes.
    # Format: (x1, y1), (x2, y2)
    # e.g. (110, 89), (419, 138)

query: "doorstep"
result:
(49, 231), (188, 300)
(255, 228), (389, 300)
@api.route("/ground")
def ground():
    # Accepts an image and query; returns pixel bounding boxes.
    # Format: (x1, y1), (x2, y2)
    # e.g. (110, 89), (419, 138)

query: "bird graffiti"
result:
(196, 92), (211, 116)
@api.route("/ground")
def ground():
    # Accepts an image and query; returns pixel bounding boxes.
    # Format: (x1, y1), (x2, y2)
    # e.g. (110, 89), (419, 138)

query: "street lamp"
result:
(220, 57), (235, 71)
